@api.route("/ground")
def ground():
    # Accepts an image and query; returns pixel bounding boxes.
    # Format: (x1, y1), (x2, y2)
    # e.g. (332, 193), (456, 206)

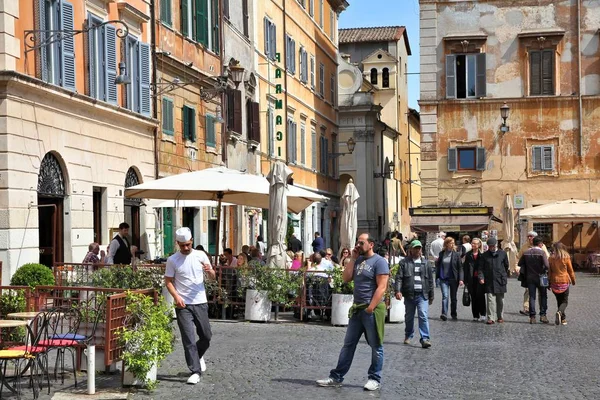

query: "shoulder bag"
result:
(462, 285), (471, 307)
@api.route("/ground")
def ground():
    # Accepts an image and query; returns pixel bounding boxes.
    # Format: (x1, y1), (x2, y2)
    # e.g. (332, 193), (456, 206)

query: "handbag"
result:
(539, 273), (549, 288)
(462, 285), (471, 307)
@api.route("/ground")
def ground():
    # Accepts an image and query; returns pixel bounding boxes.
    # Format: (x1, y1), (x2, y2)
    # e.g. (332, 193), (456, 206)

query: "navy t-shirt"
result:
(353, 254), (390, 304)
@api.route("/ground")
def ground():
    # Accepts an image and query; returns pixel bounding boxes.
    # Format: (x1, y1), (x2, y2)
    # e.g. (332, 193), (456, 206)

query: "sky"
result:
(338, 0), (420, 110)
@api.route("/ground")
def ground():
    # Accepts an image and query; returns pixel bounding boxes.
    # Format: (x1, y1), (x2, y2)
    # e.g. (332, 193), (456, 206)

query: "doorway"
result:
(124, 167), (142, 248)
(208, 220), (217, 256)
(37, 153), (66, 267)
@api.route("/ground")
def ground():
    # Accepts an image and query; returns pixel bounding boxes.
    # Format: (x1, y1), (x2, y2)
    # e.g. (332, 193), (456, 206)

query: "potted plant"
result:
(118, 292), (174, 389)
(10, 263), (55, 309)
(329, 265), (354, 326)
(387, 264), (405, 323)
(238, 261), (302, 322)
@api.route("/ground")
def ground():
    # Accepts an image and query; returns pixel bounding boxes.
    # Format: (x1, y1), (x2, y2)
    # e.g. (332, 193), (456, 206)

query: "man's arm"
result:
(366, 274), (389, 313)
(542, 251), (549, 271)
(342, 258), (355, 283)
(164, 276), (186, 308)
(202, 255), (217, 281)
(427, 261), (435, 302)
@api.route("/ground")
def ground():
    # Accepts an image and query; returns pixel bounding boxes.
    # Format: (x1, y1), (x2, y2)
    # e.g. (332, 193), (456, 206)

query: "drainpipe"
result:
(578, 0), (583, 161)
(378, 110), (386, 237)
(408, 113), (413, 208)
(283, 0), (288, 165)
(220, 0), (227, 166)
(151, 0), (158, 180)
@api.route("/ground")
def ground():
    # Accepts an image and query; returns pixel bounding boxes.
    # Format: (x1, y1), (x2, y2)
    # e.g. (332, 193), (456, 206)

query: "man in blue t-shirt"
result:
(316, 233), (389, 392)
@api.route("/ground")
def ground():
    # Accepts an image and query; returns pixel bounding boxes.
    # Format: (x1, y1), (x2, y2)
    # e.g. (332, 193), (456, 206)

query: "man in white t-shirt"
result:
(165, 227), (216, 385)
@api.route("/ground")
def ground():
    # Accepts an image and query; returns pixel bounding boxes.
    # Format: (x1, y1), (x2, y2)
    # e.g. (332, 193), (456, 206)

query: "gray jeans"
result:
(175, 303), (212, 374)
(486, 293), (505, 322)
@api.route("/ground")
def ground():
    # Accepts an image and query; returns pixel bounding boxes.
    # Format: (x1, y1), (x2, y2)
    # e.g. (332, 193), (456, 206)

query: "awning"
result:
(410, 215), (491, 233)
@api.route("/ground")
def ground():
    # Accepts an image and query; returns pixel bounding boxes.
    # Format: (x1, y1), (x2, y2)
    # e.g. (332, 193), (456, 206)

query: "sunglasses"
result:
(357, 241), (365, 246)
(342, 250), (349, 253)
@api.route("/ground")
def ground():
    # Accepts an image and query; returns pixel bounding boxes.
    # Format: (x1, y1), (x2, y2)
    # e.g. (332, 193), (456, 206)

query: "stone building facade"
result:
(419, 0), (600, 251)
(0, 0), (157, 282)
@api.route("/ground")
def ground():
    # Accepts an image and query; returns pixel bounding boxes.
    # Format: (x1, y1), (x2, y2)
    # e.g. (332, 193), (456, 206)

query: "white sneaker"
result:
(316, 377), (342, 387)
(363, 379), (380, 391)
(200, 357), (207, 372)
(187, 373), (201, 385)
(479, 316), (487, 322)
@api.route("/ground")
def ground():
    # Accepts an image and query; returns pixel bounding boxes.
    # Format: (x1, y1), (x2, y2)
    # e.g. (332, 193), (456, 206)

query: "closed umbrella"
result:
(266, 162), (292, 268)
(502, 194), (518, 273)
(339, 179), (360, 260)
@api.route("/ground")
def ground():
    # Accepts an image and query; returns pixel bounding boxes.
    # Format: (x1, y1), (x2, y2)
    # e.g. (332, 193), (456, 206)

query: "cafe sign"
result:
(410, 207), (492, 216)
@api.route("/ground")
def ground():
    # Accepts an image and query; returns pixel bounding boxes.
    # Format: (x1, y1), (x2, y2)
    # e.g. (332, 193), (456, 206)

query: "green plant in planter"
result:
(90, 265), (164, 290)
(386, 264), (400, 302)
(237, 263), (303, 308)
(0, 290), (27, 342)
(10, 263), (55, 288)
(328, 265), (354, 295)
(117, 292), (174, 390)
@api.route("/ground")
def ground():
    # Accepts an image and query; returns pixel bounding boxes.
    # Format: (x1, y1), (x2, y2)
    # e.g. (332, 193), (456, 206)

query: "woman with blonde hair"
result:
(291, 251), (304, 270)
(435, 236), (464, 320)
(548, 242), (575, 325)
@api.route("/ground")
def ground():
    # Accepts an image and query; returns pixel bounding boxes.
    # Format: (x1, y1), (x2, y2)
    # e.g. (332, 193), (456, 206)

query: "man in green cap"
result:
(395, 240), (434, 348)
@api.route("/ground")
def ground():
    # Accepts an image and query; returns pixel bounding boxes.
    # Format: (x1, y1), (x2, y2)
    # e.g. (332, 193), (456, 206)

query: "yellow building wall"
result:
(257, 0), (339, 195)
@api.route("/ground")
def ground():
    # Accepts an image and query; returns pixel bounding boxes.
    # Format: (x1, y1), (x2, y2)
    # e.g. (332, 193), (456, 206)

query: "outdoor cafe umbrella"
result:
(124, 166), (327, 259)
(502, 194), (518, 273)
(266, 162), (292, 268)
(338, 179), (360, 260)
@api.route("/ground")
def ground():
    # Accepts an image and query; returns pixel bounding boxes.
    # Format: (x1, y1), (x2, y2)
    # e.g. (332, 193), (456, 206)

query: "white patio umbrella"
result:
(519, 199), (600, 222)
(338, 179), (360, 260)
(146, 199), (233, 208)
(502, 194), (518, 273)
(124, 166), (327, 259)
(266, 162), (291, 268)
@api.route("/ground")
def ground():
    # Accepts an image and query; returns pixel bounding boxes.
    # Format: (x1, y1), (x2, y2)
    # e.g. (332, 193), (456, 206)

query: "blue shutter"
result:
(37, 0), (49, 82)
(264, 18), (270, 58)
(104, 24), (117, 104)
(270, 23), (276, 61)
(139, 42), (151, 115)
(87, 18), (97, 98)
(476, 147), (486, 171)
(61, 1), (76, 91)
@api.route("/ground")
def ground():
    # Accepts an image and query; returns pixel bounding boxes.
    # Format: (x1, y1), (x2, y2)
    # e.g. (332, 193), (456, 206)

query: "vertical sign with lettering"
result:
(274, 53), (283, 157)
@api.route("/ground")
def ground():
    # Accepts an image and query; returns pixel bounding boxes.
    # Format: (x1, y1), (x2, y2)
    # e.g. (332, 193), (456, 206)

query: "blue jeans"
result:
(404, 293), (430, 341)
(528, 283), (548, 317)
(439, 280), (458, 317)
(329, 310), (384, 383)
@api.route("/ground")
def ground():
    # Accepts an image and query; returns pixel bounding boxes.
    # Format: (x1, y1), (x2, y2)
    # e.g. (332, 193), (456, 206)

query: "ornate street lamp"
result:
(500, 102), (510, 133)
(328, 137), (356, 158)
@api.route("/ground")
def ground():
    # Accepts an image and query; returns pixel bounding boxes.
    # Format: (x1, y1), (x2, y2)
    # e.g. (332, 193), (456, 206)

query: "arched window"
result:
(370, 68), (378, 85)
(38, 153), (66, 197)
(382, 68), (390, 88)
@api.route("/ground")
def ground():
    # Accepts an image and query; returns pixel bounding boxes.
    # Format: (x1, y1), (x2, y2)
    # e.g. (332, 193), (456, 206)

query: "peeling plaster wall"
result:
(420, 0), (600, 250)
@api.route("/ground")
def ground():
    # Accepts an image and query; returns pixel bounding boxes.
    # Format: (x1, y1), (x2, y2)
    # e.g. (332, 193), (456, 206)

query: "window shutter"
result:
(301, 124), (306, 165)
(36, 0), (49, 82)
(299, 48), (303, 81)
(190, 108), (196, 142)
(310, 56), (315, 89)
(476, 147), (486, 171)
(264, 18), (270, 58)
(542, 50), (554, 95)
(224, 0), (230, 19)
(476, 52), (487, 97)
(183, 106), (190, 140)
(233, 89), (242, 133)
(445, 55), (456, 99)
(285, 36), (290, 70)
(196, 0), (208, 45)
(206, 114), (216, 147)
(162, 99), (173, 134)
(61, 1), (76, 91)
(293, 122), (298, 162)
(447, 148), (458, 171)
(532, 146), (542, 171)
(87, 20), (97, 98)
(287, 119), (292, 162)
(139, 42), (151, 115)
(160, 0), (167, 24)
(530, 51), (541, 96)
(324, 137), (329, 175)
(309, 0), (314, 16)
(311, 130), (317, 169)
(212, 0), (220, 53)
(242, 0), (249, 36)
(270, 23), (277, 61)
(104, 24), (117, 104)
(543, 146), (554, 171)
(303, 51), (308, 82)
(181, 0), (189, 36)
(251, 102), (260, 142)
(292, 40), (296, 74)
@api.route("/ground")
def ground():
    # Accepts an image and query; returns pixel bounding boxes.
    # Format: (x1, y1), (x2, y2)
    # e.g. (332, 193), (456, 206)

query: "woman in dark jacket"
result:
(463, 238), (486, 321)
(435, 237), (464, 320)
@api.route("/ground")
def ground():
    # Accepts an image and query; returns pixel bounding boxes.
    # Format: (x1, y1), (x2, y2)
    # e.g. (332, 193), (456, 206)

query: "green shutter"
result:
(212, 0), (220, 53)
(161, 0), (172, 26)
(206, 114), (216, 147)
(183, 106), (190, 140)
(162, 98), (174, 135)
(181, 0), (189, 36)
(196, 0), (208, 46)
(163, 208), (174, 255)
(190, 107), (196, 141)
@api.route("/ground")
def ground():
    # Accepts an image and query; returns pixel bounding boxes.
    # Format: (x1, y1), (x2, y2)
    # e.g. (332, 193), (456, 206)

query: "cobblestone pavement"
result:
(8, 274), (600, 399)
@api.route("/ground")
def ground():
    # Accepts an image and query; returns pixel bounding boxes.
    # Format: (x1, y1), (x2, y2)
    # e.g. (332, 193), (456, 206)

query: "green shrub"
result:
(328, 265), (354, 295)
(10, 263), (55, 288)
(90, 265), (163, 290)
(237, 264), (303, 307)
(0, 290), (27, 342)
(117, 292), (174, 390)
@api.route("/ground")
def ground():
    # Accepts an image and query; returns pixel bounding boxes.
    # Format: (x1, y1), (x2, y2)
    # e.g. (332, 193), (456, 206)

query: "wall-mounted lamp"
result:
(500, 102), (510, 133)
(328, 137), (356, 159)
(374, 160), (395, 179)
(115, 62), (131, 85)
